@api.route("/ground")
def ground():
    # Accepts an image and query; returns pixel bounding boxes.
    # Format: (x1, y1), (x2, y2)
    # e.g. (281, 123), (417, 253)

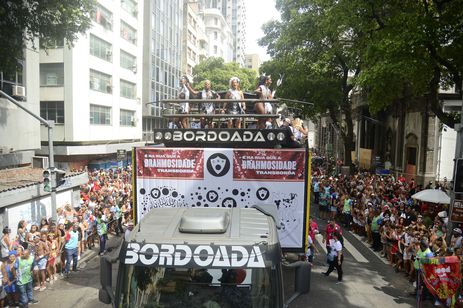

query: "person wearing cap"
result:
(124, 221), (134, 242)
(451, 228), (463, 251)
(4, 250), (19, 306)
(1, 227), (12, 260)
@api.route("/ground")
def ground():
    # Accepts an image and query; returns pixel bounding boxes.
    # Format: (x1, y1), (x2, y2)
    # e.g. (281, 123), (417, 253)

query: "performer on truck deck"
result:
(199, 79), (220, 128)
(222, 77), (245, 129)
(254, 75), (274, 129)
(177, 75), (198, 129)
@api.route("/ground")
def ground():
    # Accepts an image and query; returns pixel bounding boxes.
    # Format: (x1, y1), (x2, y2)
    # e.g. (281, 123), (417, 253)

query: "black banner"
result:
(151, 129), (290, 148)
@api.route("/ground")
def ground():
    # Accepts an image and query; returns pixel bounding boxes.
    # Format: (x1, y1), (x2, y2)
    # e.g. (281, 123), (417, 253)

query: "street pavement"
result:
(284, 217), (432, 308)
(31, 222), (436, 308)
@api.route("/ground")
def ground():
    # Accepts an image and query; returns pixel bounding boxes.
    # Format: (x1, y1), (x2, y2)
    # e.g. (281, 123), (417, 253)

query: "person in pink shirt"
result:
(323, 219), (342, 254)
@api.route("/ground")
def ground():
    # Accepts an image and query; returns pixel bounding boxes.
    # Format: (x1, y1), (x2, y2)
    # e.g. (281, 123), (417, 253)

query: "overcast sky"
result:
(245, 0), (280, 61)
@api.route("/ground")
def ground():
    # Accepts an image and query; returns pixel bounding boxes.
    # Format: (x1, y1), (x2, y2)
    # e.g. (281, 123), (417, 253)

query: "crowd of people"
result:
(0, 167), (133, 308)
(310, 161), (462, 305)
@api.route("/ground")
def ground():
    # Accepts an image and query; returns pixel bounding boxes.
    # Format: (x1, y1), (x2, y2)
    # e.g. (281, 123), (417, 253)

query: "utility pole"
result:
(0, 90), (58, 221)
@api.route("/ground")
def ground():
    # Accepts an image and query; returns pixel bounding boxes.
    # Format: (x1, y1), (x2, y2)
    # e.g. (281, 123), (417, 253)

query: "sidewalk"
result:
(32, 234), (119, 300)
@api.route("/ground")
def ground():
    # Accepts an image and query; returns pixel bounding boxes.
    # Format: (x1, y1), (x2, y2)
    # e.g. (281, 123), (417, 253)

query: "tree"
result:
(259, 0), (364, 167)
(356, 0), (463, 128)
(192, 57), (258, 92)
(0, 0), (95, 73)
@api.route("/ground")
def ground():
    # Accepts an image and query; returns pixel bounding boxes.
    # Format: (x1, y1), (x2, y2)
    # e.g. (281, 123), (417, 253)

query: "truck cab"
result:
(99, 205), (310, 308)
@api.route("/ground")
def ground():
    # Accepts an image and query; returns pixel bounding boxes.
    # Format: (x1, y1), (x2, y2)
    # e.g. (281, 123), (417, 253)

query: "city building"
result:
(202, 8), (234, 62)
(182, 0), (207, 78)
(200, 0), (246, 67)
(316, 88), (460, 185)
(244, 53), (261, 75)
(37, 0), (145, 170)
(141, 0), (184, 142)
(0, 42), (41, 169)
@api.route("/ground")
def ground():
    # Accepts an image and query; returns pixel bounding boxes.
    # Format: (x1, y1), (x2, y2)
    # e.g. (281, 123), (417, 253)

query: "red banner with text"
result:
(233, 149), (305, 181)
(421, 256), (461, 303)
(136, 148), (204, 179)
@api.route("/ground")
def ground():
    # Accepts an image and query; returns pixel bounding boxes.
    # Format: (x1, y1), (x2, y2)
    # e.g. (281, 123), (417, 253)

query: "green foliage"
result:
(356, 0), (463, 127)
(260, 0), (363, 164)
(192, 57), (258, 92)
(0, 0), (95, 73)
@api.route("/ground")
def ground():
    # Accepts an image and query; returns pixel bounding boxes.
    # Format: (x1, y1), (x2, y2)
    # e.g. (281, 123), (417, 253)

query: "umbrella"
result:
(411, 189), (450, 204)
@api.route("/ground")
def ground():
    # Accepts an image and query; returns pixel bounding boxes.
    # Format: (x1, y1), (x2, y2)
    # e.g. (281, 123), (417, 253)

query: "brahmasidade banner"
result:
(135, 147), (307, 249)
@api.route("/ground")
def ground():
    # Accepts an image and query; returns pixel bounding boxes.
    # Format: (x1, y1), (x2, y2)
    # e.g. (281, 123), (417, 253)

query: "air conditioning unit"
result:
(32, 156), (49, 169)
(132, 64), (137, 73)
(106, 50), (112, 57)
(12, 85), (26, 97)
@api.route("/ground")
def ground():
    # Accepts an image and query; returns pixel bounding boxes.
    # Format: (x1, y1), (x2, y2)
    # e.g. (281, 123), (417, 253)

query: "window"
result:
(214, 17), (218, 25)
(121, 0), (137, 18)
(90, 105), (111, 125)
(120, 109), (135, 126)
(90, 35), (112, 62)
(214, 31), (218, 40)
(120, 50), (136, 70)
(120, 79), (136, 99)
(213, 45), (217, 54)
(40, 38), (64, 49)
(40, 63), (64, 86)
(92, 4), (113, 30)
(90, 69), (112, 94)
(121, 21), (137, 45)
(40, 101), (64, 124)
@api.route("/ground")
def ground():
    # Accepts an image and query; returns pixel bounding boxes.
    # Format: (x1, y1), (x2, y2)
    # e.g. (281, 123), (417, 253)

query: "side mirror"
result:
(99, 257), (114, 305)
(283, 261), (311, 306)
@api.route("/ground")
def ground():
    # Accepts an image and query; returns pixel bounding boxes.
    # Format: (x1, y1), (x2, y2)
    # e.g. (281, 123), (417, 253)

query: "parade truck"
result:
(99, 99), (312, 308)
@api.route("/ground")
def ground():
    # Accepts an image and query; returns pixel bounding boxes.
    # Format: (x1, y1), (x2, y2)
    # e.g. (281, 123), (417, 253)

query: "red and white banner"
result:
(421, 256), (461, 304)
(135, 147), (307, 249)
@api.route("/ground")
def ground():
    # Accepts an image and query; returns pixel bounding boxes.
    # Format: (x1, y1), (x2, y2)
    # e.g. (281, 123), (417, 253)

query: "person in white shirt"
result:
(254, 75), (274, 129)
(177, 75), (198, 129)
(323, 231), (343, 283)
(124, 222), (134, 242)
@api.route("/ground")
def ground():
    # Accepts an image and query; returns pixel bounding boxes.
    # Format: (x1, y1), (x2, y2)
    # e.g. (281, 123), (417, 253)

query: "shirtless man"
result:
(33, 234), (49, 291)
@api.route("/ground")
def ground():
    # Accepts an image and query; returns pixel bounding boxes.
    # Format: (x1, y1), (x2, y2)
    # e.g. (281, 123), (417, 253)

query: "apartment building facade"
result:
(37, 0), (144, 170)
(200, 0), (246, 67)
(182, 1), (207, 78)
(0, 44), (41, 169)
(141, 0), (184, 142)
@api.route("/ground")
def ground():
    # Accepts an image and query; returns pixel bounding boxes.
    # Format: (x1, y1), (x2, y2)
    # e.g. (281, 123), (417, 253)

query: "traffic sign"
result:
(117, 149), (126, 161)
(450, 199), (463, 223)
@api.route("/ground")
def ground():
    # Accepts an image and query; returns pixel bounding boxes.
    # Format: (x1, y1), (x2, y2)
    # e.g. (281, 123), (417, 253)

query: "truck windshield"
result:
(116, 265), (278, 308)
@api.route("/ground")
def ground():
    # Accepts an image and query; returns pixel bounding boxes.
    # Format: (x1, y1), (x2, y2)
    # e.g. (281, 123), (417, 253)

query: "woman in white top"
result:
(1, 227), (11, 259)
(254, 75), (273, 129)
(323, 231), (343, 282)
(223, 77), (245, 128)
(290, 118), (308, 144)
(177, 75), (198, 129)
(199, 80), (220, 128)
